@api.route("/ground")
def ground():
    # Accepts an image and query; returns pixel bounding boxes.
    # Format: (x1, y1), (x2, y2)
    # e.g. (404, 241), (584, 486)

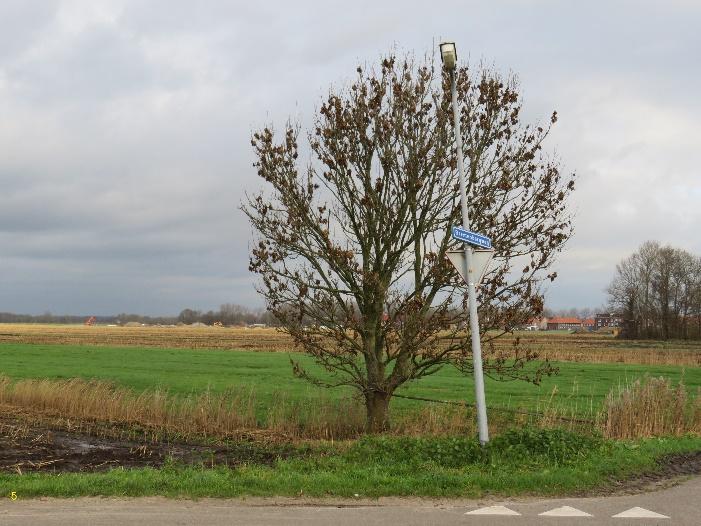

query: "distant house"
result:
(595, 313), (623, 330)
(546, 317), (582, 330)
(582, 318), (595, 331)
(523, 317), (549, 330)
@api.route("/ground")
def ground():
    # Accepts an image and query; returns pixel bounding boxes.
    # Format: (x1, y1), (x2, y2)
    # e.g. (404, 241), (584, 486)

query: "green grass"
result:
(1, 343), (700, 416)
(3, 430), (700, 498)
(1, 343), (699, 499)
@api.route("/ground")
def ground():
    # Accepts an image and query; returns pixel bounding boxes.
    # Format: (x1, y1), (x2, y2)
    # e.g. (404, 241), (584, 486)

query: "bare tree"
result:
(637, 241), (660, 337)
(608, 241), (701, 340)
(244, 53), (575, 431)
(691, 257), (701, 337)
(607, 252), (642, 338)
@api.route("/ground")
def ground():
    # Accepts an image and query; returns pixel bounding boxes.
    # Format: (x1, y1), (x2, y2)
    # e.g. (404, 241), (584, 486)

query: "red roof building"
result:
(546, 317), (582, 330)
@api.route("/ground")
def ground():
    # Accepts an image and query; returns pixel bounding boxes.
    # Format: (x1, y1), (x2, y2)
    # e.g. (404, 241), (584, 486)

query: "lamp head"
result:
(439, 42), (457, 70)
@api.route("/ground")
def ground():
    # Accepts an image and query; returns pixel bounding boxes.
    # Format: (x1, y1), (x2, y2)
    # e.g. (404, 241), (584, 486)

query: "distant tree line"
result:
(607, 241), (701, 340)
(542, 307), (601, 320)
(176, 304), (276, 326)
(0, 312), (94, 324)
(0, 303), (273, 327)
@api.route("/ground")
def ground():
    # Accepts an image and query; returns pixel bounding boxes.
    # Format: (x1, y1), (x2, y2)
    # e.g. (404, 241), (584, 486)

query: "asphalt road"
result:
(1, 477), (698, 525)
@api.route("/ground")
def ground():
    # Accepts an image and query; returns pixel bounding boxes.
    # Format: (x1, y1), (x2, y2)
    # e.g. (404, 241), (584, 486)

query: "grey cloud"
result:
(0, 0), (699, 314)
(0, 1), (60, 62)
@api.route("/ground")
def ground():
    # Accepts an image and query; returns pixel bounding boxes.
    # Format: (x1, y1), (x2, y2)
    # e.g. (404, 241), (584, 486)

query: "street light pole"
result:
(440, 42), (489, 445)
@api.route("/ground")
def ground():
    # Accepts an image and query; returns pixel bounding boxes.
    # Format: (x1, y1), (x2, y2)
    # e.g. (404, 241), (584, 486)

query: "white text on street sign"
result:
(451, 226), (492, 249)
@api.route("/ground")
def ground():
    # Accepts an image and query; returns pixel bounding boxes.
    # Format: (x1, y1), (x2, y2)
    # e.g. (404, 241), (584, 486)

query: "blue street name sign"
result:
(451, 226), (492, 249)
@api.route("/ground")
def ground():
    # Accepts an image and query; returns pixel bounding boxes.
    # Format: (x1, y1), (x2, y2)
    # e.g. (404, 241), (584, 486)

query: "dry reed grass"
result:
(0, 374), (698, 441)
(0, 375), (371, 440)
(528, 345), (701, 367)
(0, 375), (532, 440)
(489, 332), (701, 367)
(599, 376), (701, 439)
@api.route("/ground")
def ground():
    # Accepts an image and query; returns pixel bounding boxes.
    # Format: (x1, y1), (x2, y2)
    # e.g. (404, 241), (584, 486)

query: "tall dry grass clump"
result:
(0, 375), (256, 438)
(0, 375), (370, 440)
(2, 373), (699, 441)
(0, 375), (500, 439)
(390, 404), (478, 436)
(599, 376), (701, 439)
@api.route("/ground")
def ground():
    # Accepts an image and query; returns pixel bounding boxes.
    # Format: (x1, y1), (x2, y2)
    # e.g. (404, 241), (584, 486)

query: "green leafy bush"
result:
(488, 428), (605, 466)
(344, 428), (604, 468)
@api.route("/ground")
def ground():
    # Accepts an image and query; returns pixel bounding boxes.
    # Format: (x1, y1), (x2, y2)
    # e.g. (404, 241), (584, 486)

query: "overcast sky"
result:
(1, 0), (699, 316)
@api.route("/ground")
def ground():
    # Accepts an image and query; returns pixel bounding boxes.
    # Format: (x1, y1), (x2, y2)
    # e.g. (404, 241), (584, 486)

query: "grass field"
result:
(1, 323), (700, 366)
(1, 342), (700, 418)
(0, 325), (699, 498)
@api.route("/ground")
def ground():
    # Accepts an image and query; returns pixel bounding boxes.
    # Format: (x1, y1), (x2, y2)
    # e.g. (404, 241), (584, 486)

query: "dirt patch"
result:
(578, 450), (701, 497)
(0, 408), (296, 473)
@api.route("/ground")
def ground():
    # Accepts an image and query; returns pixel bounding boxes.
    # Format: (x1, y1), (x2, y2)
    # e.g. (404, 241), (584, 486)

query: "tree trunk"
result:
(365, 390), (391, 433)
